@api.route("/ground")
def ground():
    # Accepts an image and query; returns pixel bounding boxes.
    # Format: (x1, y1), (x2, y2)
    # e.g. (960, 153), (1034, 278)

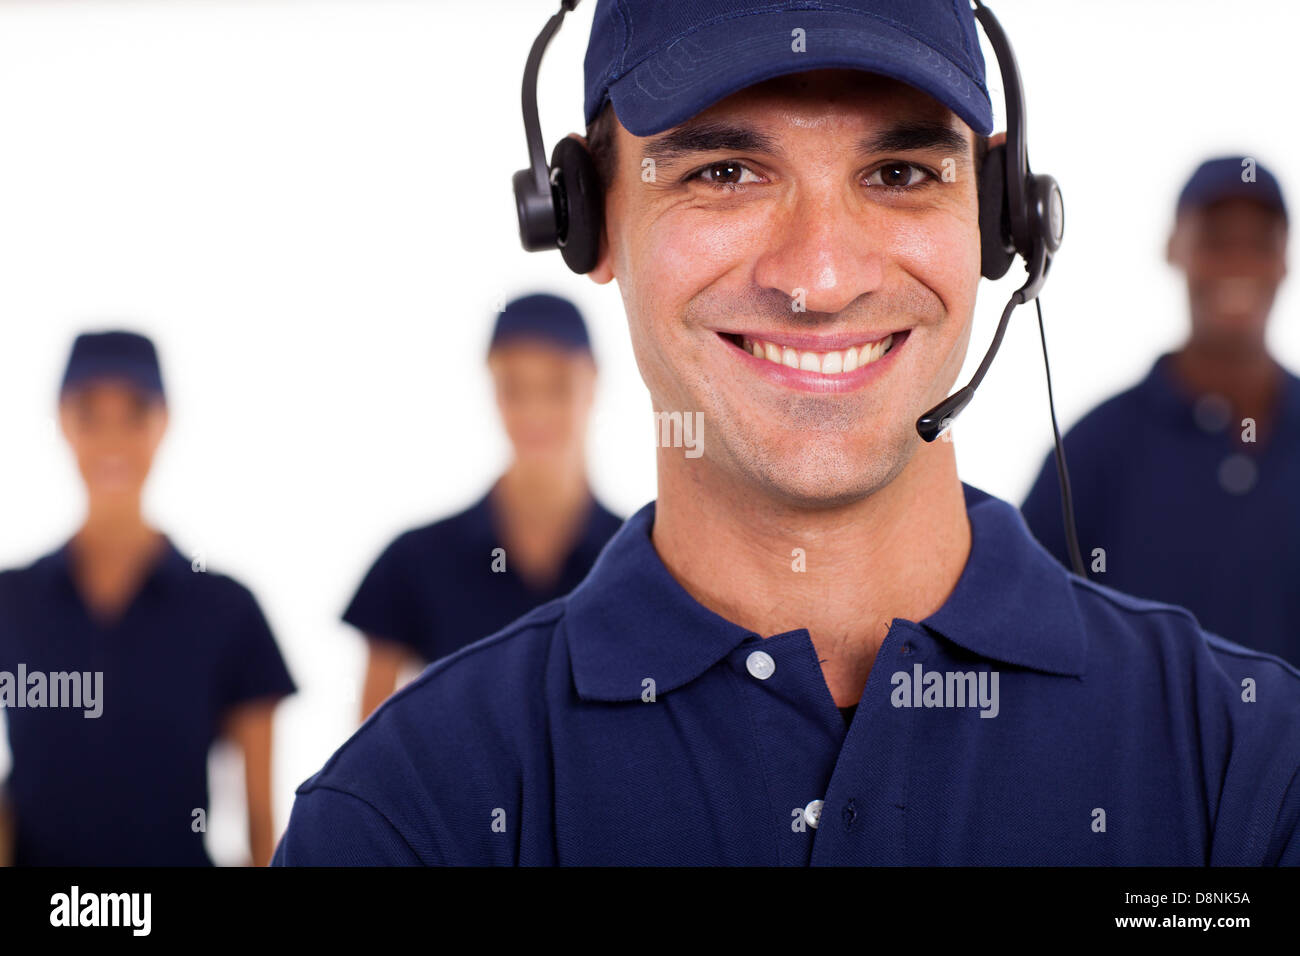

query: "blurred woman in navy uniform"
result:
(0, 330), (296, 865)
(347, 294), (622, 720)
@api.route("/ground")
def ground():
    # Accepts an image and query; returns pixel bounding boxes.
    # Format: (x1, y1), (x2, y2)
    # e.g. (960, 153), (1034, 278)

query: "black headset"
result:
(916, 0), (1064, 443)
(512, 0), (602, 275)
(512, 0), (1083, 576)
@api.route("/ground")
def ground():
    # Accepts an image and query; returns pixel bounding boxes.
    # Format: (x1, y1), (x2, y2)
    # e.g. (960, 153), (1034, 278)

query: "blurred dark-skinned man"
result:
(1023, 156), (1299, 664)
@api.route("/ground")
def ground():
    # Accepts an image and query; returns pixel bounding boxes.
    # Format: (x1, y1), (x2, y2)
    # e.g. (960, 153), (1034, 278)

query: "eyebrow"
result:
(642, 122), (780, 162)
(641, 118), (971, 165)
(858, 121), (971, 156)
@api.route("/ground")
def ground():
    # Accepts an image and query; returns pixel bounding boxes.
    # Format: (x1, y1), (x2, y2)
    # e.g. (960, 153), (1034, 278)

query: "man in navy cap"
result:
(1023, 156), (1300, 665)
(275, 2), (1300, 865)
(345, 293), (622, 719)
(0, 330), (296, 865)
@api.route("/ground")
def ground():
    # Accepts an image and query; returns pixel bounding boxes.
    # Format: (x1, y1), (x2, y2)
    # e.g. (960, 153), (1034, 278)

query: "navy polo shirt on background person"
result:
(342, 487), (623, 665)
(1022, 352), (1300, 666)
(274, 485), (1300, 866)
(0, 538), (296, 865)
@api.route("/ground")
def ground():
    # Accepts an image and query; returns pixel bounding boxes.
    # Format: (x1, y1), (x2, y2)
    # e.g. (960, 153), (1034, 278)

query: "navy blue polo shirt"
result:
(274, 485), (1300, 865)
(1023, 353), (1300, 665)
(0, 538), (296, 866)
(342, 488), (623, 663)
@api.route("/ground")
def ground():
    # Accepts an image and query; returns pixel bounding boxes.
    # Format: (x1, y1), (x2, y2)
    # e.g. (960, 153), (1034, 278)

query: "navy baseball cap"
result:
(1177, 156), (1288, 224)
(490, 294), (592, 354)
(60, 330), (166, 401)
(583, 0), (994, 138)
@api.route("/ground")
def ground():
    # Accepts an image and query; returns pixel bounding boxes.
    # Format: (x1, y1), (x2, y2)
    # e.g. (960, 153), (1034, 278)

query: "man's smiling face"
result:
(596, 69), (983, 507)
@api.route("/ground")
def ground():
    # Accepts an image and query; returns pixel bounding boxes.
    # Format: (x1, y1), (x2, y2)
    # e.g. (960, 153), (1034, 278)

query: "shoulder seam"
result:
(301, 598), (568, 781)
(400, 599), (568, 688)
(1070, 577), (1300, 678)
(1069, 575), (1201, 622)
(296, 783), (434, 863)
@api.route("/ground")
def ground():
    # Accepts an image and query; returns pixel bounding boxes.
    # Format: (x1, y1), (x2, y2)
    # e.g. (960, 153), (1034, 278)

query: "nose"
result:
(752, 185), (886, 315)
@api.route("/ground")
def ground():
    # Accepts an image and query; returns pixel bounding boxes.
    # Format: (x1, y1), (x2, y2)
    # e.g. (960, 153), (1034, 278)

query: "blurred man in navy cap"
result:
(276, 2), (1300, 866)
(0, 330), (296, 865)
(1023, 155), (1299, 665)
(346, 293), (622, 719)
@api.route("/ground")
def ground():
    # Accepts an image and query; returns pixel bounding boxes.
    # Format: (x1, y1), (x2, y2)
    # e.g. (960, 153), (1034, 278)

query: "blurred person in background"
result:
(1023, 156), (1299, 664)
(347, 293), (623, 720)
(0, 330), (296, 865)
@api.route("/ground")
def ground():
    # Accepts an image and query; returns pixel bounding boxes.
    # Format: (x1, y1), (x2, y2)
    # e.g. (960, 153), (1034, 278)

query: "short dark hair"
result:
(585, 103), (620, 193)
(974, 132), (989, 183)
(585, 102), (991, 194)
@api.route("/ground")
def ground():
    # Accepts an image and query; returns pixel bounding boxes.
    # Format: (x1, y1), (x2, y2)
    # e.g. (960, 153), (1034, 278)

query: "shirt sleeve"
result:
(1272, 768), (1300, 865)
(221, 585), (297, 711)
(272, 785), (424, 866)
(341, 533), (427, 657)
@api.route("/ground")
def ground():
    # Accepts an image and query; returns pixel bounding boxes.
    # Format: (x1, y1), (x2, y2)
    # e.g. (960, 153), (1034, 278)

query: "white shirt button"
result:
(1218, 453), (1258, 495)
(745, 650), (775, 680)
(803, 799), (824, 828)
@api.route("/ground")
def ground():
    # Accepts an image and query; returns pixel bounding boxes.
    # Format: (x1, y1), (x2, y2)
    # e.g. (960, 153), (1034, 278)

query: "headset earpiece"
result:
(979, 143), (1015, 280)
(1030, 172), (1064, 256)
(513, 1), (590, 266)
(970, 0), (1062, 300)
(549, 137), (604, 275)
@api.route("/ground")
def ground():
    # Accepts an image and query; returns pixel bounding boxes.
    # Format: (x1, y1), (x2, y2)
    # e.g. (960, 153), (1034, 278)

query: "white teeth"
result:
(740, 333), (894, 376)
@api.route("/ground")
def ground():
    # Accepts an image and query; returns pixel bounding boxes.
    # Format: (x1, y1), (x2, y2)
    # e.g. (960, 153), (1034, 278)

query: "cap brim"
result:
(607, 8), (993, 138)
(61, 363), (164, 399)
(1180, 184), (1288, 218)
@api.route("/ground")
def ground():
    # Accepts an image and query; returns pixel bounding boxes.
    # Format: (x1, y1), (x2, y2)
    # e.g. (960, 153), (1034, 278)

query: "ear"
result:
(57, 402), (74, 442)
(148, 404), (170, 449)
(576, 353), (598, 402)
(987, 131), (1007, 150)
(588, 230), (614, 285)
(1166, 226), (1182, 268)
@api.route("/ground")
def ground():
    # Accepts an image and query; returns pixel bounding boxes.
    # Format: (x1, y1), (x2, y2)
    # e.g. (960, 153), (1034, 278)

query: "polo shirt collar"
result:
(47, 533), (191, 596)
(1139, 351), (1300, 430)
(477, 481), (617, 564)
(566, 483), (1087, 702)
(1138, 352), (1196, 422)
(566, 504), (754, 702)
(919, 485), (1088, 677)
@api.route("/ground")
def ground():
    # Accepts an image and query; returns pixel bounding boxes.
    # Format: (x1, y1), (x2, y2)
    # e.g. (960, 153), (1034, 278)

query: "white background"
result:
(0, 0), (1296, 863)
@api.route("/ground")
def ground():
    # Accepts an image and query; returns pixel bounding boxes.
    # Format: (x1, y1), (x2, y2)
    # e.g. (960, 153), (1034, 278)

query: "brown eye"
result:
(695, 161), (760, 187)
(706, 162), (742, 184)
(866, 162), (931, 188)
